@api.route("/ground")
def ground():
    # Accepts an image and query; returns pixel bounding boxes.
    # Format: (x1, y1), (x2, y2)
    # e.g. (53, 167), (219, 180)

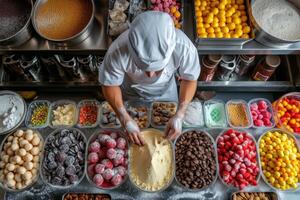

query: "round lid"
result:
(266, 56), (281, 68)
(208, 55), (222, 63)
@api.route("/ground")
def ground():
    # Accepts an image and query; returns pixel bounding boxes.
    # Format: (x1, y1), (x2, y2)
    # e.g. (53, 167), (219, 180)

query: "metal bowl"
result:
(32, 0), (95, 46)
(249, 0), (300, 48)
(0, 0), (33, 47)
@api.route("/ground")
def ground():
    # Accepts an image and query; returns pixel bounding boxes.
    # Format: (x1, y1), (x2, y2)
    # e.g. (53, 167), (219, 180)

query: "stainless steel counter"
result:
(0, 92), (299, 200)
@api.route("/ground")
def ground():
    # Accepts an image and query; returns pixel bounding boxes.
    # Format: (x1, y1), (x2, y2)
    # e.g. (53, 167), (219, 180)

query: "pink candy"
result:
(89, 141), (101, 153)
(95, 164), (105, 174)
(106, 148), (117, 159)
(88, 152), (99, 164)
(103, 169), (114, 181)
(116, 138), (126, 149)
(93, 174), (104, 186)
(105, 138), (116, 149)
(111, 174), (122, 186)
(101, 159), (113, 169)
(250, 100), (273, 127)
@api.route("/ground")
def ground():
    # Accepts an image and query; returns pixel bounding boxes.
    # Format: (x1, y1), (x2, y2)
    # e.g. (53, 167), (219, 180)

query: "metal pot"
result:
(0, 0), (33, 47)
(249, 0), (300, 48)
(32, 0), (95, 47)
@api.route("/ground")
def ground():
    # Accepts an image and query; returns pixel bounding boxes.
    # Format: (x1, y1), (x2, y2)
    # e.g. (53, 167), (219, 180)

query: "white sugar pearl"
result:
(15, 130), (24, 137)
(33, 156), (39, 163)
(17, 166), (26, 175)
(11, 143), (19, 151)
(24, 162), (33, 171)
(18, 148), (27, 157)
(6, 172), (14, 180)
(25, 130), (34, 141)
(23, 153), (33, 162)
(2, 155), (9, 163)
(7, 136), (14, 142)
(6, 163), (15, 171)
(19, 140), (28, 148)
(14, 155), (22, 164)
(24, 143), (33, 151)
(30, 147), (40, 156)
(22, 171), (32, 181)
(7, 179), (16, 188)
(14, 173), (22, 183)
(31, 136), (40, 146)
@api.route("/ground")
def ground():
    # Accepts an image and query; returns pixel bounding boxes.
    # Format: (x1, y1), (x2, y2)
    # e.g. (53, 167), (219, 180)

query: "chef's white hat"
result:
(128, 11), (176, 71)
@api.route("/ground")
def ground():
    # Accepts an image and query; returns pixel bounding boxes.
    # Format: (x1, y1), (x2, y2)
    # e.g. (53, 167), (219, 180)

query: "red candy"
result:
(217, 129), (259, 190)
(79, 104), (98, 126)
(87, 132), (128, 189)
(250, 100), (273, 127)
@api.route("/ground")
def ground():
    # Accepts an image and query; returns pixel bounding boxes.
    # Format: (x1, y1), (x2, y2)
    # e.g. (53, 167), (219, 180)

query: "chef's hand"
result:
(118, 107), (144, 146)
(165, 114), (183, 140)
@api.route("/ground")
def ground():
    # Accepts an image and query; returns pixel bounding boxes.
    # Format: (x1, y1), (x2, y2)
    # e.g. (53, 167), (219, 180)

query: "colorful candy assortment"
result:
(87, 131), (128, 189)
(250, 99), (274, 127)
(217, 129), (259, 190)
(78, 102), (98, 127)
(30, 104), (49, 127)
(259, 130), (300, 190)
(274, 94), (300, 134)
(150, 0), (182, 29)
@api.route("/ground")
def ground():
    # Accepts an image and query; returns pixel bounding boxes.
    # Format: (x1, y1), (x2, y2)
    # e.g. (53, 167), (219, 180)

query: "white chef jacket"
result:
(99, 12), (200, 102)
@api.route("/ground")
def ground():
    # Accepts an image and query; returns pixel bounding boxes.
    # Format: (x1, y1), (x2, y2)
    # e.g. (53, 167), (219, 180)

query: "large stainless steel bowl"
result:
(32, 0), (95, 47)
(0, 0), (33, 47)
(249, 0), (300, 48)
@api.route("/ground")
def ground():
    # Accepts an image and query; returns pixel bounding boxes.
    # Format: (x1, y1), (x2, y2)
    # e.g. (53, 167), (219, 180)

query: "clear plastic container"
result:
(258, 129), (300, 192)
(25, 100), (50, 129)
(99, 102), (121, 129)
(128, 128), (175, 193)
(174, 129), (218, 191)
(85, 129), (128, 190)
(40, 128), (86, 189)
(182, 101), (204, 128)
(248, 98), (275, 129)
(216, 129), (261, 190)
(125, 100), (151, 129)
(77, 99), (100, 129)
(0, 128), (44, 192)
(226, 99), (252, 129)
(150, 102), (178, 129)
(49, 100), (77, 129)
(204, 99), (227, 128)
(272, 92), (300, 138)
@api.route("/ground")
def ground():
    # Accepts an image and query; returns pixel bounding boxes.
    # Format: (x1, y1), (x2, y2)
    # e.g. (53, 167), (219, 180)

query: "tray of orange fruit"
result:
(193, 0), (254, 46)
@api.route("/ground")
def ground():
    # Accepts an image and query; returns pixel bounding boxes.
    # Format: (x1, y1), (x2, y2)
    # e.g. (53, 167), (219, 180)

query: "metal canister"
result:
(76, 55), (96, 81)
(252, 56), (281, 81)
(40, 55), (65, 82)
(20, 55), (44, 82)
(199, 55), (222, 81)
(217, 55), (237, 81)
(235, 55), (256, 76)
(56, 55), (78, 81)
(2, 55), (24, 77)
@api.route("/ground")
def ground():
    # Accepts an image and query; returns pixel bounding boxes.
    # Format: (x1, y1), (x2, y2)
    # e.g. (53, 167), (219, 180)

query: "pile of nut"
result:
(30, 103), (49, 127)
(63, 193), (111, 200)
(101, 102), (120, 128)
(0, 129), (42, 190)
(152, 102), (177, 126)
(175, 130), (216, 189)
(232, 192), (276, 200)
(87, 131), (128, 189)
(127, 105), (149, 128)
(42, 129), (85, 187)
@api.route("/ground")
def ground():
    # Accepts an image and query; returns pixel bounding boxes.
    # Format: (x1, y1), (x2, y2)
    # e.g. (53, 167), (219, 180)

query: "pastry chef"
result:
(99, 11), (200, 145)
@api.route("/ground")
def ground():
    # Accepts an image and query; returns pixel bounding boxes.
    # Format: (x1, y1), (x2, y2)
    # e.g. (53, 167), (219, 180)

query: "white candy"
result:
(6, 172), (14, 180)
(24, 143), (33, 151)
(24, 153), (33, 162)
(24, 162), (33, 171)
(18, 148), (27, 157)
(15, 130), (24, 137)
(17, 166), (26, 175)
(31, 136), (40, 146)
(25, 130), (34, 141)
(30, 147), (40, 156)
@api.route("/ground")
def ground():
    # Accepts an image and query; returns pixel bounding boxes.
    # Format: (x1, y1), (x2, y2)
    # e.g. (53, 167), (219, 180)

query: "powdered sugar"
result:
(252, 0), (300, 41)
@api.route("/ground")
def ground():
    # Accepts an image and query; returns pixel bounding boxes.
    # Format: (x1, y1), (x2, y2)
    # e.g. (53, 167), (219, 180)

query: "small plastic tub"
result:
(99, 102), (121, 129)
(128, 128), (175, 193)
(25, 100), (50, 129)
(62, 193), (111, 200)
(248, 98), (275, 129)
(40, 128), (86, 189)
(216, 129), (261, 190)
(0, 128), (44, 192)
(77, 99), (100, 128)
(125, 100), (151, 129)
(86, 129), (128, 190)
(203, 99), (227, 128)
(231, 192), (279, 200)
(150, 101), (178, 129)
(174, 129), (218, 191)
(258, 129), (300, 192)
(49, 100), (77, 129)
(226, 99), (252, 129)
(182, 101), (205, 128)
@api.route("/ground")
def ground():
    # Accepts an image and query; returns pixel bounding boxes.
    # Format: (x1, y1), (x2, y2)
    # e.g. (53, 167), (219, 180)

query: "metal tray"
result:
(77, 99), (101, 129)
(216, 129), (261, 190)
(0, 128), (44, 192)
(225, 99), (252, 129)
(25, 100), (51, 129)
(174, 129), (218, 191)
(85, 128), (128, 190)
(193, 0), (254, 47)
(128, 128), (175, 193)
(258, 129), (300, 192)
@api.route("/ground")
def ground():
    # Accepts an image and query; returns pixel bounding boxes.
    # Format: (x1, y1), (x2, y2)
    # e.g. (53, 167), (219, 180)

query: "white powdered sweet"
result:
(252, 0), (300, 40)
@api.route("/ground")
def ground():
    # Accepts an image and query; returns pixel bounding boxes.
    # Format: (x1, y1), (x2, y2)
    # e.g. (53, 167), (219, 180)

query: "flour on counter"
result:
(0, 94), (25, 133)
(252, 0), (300, 40)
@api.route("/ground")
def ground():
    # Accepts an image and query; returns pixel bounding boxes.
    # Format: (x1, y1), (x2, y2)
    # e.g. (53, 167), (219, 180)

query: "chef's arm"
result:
(102, 85), (144, 145)
(177, 79), (197, 117)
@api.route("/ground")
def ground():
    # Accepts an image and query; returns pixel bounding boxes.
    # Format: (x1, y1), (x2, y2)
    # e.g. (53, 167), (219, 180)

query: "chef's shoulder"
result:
(174, 29), (197, 55)
(104, 30), (131, 70)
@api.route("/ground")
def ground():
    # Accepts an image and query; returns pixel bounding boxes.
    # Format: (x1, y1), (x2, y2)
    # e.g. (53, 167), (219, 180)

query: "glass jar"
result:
(235, 55), (256, 76)
(199, 55), (222, 81)
(252, 56), (281, 81)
